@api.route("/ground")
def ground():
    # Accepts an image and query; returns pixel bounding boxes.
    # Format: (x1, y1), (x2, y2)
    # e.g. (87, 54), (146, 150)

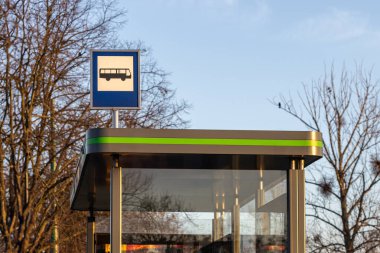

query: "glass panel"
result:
(120, 168), (288, 253)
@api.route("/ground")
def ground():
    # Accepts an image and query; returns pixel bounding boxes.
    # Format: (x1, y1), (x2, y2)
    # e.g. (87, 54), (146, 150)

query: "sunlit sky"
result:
(120, 0), (380, 130)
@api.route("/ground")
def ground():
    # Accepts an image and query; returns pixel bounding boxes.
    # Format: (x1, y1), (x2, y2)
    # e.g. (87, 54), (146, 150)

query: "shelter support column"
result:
(111, 155), (122, 253)
(87, 214), (95, 253)
(232, 156), (240, 253)
(289, 158), (305, 253)
(87, 166), (96, 253)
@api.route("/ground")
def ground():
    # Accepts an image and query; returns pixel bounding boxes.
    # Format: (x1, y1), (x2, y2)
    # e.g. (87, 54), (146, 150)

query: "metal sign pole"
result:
(111, 110), (121, 253)
(112, 110), (119, 128)
(90, 50), (140, 252)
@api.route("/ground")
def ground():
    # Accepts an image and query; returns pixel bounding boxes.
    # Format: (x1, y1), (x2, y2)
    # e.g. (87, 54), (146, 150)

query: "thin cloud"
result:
(286, 9), (379, 43)
(156, 0), (238, 8)
(244, 0), (271, 24)
(224, 0), (238, 6)
(154, 0), (271, 26)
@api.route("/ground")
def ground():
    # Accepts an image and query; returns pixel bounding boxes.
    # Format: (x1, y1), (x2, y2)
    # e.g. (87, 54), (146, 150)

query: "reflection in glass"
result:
(115, 168), (287, 253)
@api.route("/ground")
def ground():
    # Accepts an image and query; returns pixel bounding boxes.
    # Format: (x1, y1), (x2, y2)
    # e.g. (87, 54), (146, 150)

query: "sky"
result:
(119, 0), (380, 130)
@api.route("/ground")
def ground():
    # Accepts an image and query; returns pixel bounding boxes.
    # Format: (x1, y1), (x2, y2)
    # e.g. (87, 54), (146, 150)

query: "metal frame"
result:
(71, 129), (322, 211)
(289, 158), (305, 253)
(85, 128), (322, 156)
(111, 155), (122, 253)
(90, 49), (141, 110)
(87, 216), (95, 253)
(70, 128), (322, 253)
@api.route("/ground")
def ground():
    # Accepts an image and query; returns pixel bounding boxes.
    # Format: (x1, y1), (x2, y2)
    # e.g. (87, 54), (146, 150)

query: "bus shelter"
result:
(70, 128), (322, 253)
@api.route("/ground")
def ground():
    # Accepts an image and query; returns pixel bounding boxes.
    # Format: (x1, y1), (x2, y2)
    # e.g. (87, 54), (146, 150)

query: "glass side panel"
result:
(118, 168), (288, 253)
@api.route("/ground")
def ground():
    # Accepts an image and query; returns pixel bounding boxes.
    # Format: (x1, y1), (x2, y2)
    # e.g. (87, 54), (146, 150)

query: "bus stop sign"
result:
(91, 50), (140, 109)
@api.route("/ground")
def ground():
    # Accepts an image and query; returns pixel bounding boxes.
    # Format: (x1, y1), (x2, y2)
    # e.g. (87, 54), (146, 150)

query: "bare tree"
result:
(0, 0), (189, 252)
(275, 66), (380, 253)
(121, 42), (190, 129)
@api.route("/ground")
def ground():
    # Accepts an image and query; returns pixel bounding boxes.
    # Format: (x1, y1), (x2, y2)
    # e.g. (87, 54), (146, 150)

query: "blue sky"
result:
(120, 0), (380, 130)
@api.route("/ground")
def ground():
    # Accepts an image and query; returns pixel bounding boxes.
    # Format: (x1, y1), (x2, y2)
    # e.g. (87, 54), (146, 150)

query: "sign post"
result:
(91, 50), (140, 253)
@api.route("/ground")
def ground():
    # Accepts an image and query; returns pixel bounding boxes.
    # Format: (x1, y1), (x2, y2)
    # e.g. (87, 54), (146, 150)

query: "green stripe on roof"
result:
(87, 137), (323, 147)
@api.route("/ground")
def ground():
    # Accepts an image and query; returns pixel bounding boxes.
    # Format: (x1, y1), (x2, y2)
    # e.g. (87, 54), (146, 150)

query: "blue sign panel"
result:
(91, 50), (140, 109)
